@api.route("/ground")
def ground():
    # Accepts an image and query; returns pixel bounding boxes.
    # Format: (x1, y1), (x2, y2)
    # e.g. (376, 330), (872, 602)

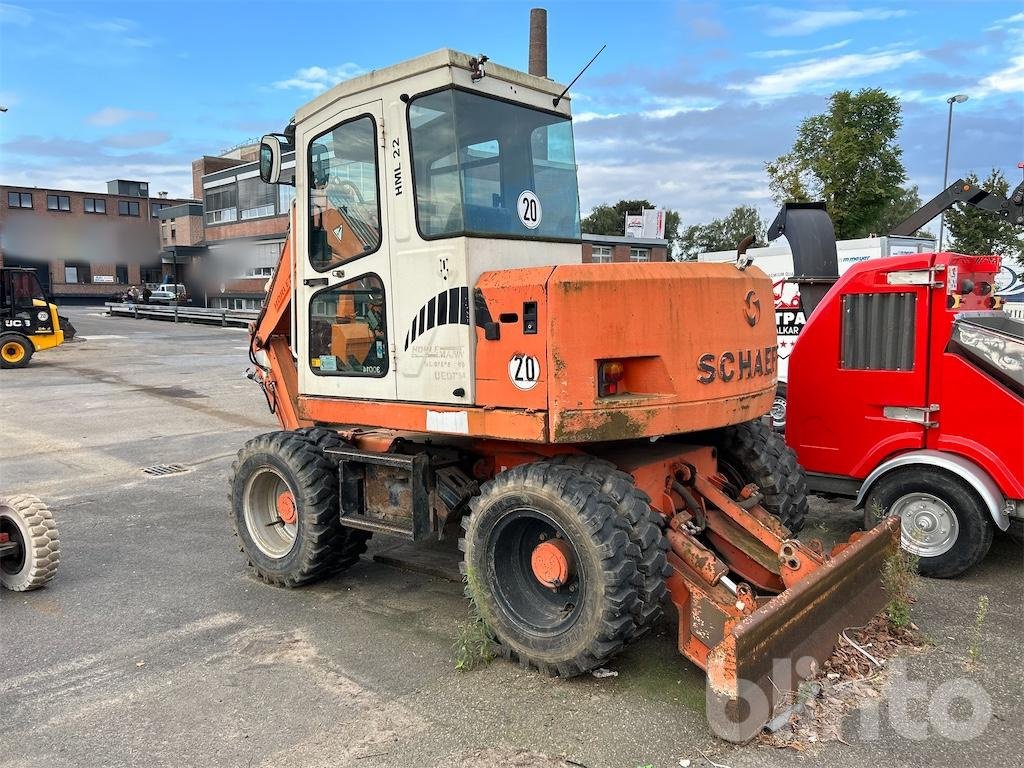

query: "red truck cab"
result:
(787, 251), (1023, 577)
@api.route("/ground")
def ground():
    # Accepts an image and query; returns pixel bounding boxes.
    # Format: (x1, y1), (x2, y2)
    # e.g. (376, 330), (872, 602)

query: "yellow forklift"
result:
(0, 266), (69, 369)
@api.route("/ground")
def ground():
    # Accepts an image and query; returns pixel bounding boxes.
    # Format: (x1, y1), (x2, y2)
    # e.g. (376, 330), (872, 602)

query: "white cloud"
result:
(732, 50), (923, 98)
(105, 131), (170, 149)
(751, 40), (851, 59)
(0, 3), (31, 25)
(272, 64), (365, 93)
(765, 7), (909, 36)
(987, 12), (1024, 30)
(977, 55), (1024, 96)
(85, 107), (157, 126)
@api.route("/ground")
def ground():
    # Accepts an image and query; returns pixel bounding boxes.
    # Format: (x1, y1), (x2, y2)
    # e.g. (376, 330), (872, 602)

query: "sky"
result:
(1, 0), (1022, 228)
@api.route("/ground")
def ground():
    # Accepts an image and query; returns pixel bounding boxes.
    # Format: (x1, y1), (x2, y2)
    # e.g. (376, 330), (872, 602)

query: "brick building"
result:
(0, 180), (195, 302)
(187, 145), (295, 309)
(581, 233), (670, 263)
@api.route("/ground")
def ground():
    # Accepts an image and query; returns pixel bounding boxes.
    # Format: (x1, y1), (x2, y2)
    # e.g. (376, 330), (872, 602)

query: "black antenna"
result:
(552, 44), (606, 107)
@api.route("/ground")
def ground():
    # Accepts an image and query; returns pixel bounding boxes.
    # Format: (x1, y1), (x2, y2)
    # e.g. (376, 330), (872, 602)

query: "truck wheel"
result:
(460, 462), (641, 676)
(714, 419), (808, 533)
(548, 455), (669, 639)
(770, 382), (787, 432)
(0, 334), (33, 369)
(864, 467), (994, 578)
(229, 430), (362, 587)
(1, 494), (60, 591)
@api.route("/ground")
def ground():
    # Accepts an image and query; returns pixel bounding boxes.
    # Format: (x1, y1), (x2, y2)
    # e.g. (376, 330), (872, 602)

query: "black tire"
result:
(460, 462), (642, 676)
(864, 467), (994, 578)
(548, 454), (669, 639)
(713, 419), (808, 533)
(0, 494), (59, 591)
(770, 381), (787, 432)
(58, 316), (76, 340)
(0, 333), (33, 369)
(229, 430), (363, 587)
(294, 426), (372, 569)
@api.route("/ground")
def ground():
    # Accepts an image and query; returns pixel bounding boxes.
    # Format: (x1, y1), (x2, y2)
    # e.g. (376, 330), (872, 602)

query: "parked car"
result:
(148, 289), (181, 305)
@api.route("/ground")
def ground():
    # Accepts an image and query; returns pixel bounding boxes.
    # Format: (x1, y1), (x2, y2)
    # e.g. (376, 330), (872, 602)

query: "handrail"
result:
(104, 302), (260, 327)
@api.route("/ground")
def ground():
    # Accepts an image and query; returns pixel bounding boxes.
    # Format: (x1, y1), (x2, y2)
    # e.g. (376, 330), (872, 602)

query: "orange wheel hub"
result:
(276, 491), (297, 525)
(530, 538), (573, 588)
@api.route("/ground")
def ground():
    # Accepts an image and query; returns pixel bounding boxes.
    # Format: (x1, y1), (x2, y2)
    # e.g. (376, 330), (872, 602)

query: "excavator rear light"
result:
(598, 360), (625, 397)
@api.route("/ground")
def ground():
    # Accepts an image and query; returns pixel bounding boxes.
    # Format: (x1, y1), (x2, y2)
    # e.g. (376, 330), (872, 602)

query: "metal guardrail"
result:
(104, 302), (259, 328)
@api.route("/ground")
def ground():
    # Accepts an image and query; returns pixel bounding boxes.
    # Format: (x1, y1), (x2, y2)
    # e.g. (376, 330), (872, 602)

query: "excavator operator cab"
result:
(260, 49), (586, 406)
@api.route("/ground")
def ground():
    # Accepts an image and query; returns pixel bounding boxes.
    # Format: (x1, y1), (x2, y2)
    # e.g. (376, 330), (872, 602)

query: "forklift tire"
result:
(460, 461), (642, 676)
(864, 467), (994, 579)
(1, 494), (60, 591)
(713, 419), (808, 533)
(0, 334), (33, 369)
(548, 455), (669, 639)
(229, 430), (364, 587)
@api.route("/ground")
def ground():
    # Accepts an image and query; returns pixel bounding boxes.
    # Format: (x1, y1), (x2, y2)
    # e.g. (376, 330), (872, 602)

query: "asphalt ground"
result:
(1, 306), (1021, 768)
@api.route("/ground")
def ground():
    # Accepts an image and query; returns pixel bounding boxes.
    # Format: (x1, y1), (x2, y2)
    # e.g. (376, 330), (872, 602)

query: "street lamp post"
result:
(939, 94), (969, 251)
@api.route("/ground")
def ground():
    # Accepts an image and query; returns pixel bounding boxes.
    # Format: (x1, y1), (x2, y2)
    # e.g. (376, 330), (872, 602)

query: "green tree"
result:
(581, 199), (681, 256)
(946, 169), (1024, 264)
(766, 88), (907, 239)
(679, 205), (768, 260)
(877, 185), (935, 239)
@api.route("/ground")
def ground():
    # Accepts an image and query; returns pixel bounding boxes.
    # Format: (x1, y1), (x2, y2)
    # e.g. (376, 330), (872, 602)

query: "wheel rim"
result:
(891, 492), (959, 557)
(770, 396), (787, 430)
(1, 342), (25, 364)
(243, 466), (298, 558)
(0, 511), (27, 575)
(488, 508), (585, 637)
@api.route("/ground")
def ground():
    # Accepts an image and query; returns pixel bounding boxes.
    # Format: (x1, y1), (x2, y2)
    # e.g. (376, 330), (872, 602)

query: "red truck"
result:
(775, 204), (1023, 577)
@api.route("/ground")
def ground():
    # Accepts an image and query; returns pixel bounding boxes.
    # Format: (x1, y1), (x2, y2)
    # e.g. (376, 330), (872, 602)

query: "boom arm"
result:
(890, 178), (1024, 237)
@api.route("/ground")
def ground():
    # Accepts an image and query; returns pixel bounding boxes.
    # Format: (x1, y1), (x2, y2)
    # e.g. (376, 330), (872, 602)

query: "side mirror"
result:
(259, 134), (292, 185)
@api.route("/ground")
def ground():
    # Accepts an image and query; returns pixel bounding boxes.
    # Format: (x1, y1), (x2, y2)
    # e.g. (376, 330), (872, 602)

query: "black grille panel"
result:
(841, 292), (916, 371)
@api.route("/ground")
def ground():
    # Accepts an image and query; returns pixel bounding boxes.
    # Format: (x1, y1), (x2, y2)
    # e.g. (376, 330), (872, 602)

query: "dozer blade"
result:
(704, 517), (899, 743)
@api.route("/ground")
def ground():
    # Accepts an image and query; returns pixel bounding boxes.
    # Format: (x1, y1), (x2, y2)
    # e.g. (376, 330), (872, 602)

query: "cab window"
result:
(309, 274), (388, 377)
(308, 115), (381, 272)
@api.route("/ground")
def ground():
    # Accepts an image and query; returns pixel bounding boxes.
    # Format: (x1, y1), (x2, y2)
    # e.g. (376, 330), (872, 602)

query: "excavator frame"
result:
(237, 48), (898, 742)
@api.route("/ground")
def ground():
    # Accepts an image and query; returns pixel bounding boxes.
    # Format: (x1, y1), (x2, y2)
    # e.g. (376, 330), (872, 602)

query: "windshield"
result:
(950, 313), (1024, 395)
(408, 88), (581, 241)
(2, 270), (46, 310)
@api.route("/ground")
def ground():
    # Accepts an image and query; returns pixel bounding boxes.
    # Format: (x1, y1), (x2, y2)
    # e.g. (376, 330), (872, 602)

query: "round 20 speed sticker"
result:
(508, 353), (541, 390)
(517, 190), (542, 230)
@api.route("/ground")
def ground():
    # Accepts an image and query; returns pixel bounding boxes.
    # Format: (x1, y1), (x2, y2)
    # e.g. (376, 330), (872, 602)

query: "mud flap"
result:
(704, 517), (899, 743)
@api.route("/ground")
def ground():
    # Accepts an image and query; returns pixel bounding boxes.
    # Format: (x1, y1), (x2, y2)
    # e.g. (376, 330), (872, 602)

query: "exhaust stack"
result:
(529, 8), (547, 77)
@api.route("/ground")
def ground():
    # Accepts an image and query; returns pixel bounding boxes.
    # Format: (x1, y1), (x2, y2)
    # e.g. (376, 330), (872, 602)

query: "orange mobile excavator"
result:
(233, 49), (897, 741)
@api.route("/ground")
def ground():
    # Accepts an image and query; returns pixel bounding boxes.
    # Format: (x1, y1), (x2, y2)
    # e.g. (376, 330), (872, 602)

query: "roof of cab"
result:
(293, 48), (569, 123)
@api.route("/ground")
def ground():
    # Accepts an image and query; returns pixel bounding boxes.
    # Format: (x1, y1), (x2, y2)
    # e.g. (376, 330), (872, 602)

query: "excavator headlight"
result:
(598, 360), (626, 397)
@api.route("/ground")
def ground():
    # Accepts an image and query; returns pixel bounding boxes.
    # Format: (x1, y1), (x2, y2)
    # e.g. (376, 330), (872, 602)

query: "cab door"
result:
(297, 101), (397, 401)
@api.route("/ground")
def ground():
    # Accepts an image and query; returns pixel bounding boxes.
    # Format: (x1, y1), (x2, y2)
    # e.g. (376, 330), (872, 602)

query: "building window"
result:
(116, 264), (129, 284)
(64, 262), (92, 284)
(591, 246), (612, 264)
(141, 268), (162, 285)
(205, 184), (238, 224)
(84, 197), (106, 214)
(238, 177), (277, 220)
(246, 266), (275, 278)
(7, 192), (32, 208)
(47, 194), (71, 211)
(629, 247), (650, 262)
(118, 200), (140, 216)
(150, 201), (172, 218)
(170, 229), (176, 241)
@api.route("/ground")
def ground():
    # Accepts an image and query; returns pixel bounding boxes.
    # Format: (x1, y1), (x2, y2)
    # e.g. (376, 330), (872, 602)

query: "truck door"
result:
(297, 101), (397, 401)
(789, 256), (933, 478)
